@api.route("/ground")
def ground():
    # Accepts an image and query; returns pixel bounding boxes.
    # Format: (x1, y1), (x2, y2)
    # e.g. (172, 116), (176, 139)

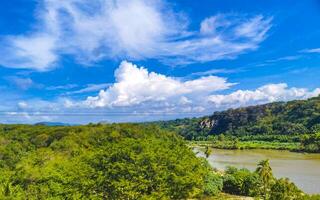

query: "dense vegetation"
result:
(220, 160), (317, 200)
(0, 124), (318, 199)
(0, 124), (214, 199)
(191, 136), (300, 151)
(147, 117), (209, 140)
(150, 96), (320, 152)
(204, 96), (320, 136)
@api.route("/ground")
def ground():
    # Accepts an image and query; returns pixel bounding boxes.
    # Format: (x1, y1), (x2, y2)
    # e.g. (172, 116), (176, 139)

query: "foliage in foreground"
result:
(0, 124), (211, 199)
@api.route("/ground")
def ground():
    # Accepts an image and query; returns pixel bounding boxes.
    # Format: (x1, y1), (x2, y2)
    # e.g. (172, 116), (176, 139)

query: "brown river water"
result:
(196, 148), (320, 194)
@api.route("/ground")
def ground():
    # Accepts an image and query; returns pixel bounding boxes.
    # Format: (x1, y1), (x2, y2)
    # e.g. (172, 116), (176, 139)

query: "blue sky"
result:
(0, 0), (320, 124)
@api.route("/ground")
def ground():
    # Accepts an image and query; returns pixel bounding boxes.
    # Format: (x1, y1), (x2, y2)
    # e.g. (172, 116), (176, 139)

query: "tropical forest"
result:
(0, 0), (320, 199)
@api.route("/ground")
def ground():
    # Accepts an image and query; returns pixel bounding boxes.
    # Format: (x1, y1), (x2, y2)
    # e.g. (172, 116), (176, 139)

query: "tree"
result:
(204, 172), (223, 196)
(222, 167), (261, 197)
(300, 133), (320, 153)
(256, 159), (274, 199)
(311, 124), (320, 133)
(270, 178), (303, 200)
(204, 146), (212, 158)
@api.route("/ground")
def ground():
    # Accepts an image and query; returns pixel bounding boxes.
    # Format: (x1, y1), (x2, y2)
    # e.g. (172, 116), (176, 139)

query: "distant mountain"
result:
(34, 122), (71, 126)
(97, 121), (111, 124)
(150, 95), (320, 140)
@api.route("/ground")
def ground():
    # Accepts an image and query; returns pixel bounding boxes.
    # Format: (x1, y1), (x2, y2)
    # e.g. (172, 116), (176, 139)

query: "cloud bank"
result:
(209, 83), (320, 108)
(64, 61), (319, 117)
(0, 0), (272, 70)
(84, 61), (234, 108)
(3, 61), (320, 123)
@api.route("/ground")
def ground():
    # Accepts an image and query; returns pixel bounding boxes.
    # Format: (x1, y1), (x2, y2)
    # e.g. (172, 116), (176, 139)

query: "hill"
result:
(149, 96), (320, 152)
(34, 122), (71, 126)
(203, 96), (320, 136)
(151, 96), (320, 139)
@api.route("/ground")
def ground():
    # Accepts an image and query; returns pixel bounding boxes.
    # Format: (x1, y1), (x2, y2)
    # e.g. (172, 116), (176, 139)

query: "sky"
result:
(0, 0), (320, 124)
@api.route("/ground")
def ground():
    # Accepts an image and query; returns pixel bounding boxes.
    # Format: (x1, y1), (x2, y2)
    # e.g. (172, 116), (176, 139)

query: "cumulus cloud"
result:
(70, 62), (320, 118)
(0, 0), (272, 70)
(85, 61), (234, 107)
(208, 83), (320, 108)
(1, 61), (319, 124)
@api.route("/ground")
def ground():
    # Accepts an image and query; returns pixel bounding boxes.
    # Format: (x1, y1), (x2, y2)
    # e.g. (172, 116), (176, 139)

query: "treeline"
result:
(200, 133), (320, 152)
(146, 117), (210, 140)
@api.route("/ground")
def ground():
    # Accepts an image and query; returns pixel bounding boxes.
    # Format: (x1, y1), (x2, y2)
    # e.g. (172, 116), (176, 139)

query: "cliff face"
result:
(199, 103), (274, 134)
(150, 96), (320, 139)
(198, 96), (320, 136)
(199, 118), (216, 129)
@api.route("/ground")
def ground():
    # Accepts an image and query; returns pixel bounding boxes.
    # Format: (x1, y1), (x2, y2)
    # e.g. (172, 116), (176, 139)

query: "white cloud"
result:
(234, 15), (271, 42)
(302, 48), (320, 53)
(18, 101), (28, 109)
(310, 88), (320, 97)
(4, 111), (53, 124)
(0, 34), (58, 71)
(0, 99), (64, 124)
(46, 84), (78, 91)
(1, 62), (319, 124)
(190, 68), (240, 77)
(66, 62), (320, 121)
(66, 83), (111, 95)
(200, 14), (231, 35)
(6, 76), (43, 90)
(85, 61), (234, 107)
(0, 0), (272, 70)
(208, 83), (320, 108)
(160, 14), (272, 65)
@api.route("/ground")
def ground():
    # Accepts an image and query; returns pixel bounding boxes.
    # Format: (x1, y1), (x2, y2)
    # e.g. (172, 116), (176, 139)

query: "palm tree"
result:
(204, 146), (212, 158)
(256, 159), (274, 199)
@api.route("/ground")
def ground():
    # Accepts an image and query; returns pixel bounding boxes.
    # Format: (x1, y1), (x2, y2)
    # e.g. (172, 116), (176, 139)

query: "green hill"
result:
(149, 96), (320, 152)
(152, 96), (320, 138)
(203, 96), (320, 136)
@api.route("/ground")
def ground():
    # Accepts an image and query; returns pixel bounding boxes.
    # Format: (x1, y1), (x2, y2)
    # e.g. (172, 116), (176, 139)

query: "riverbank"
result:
(195, 147), (320, 194)
(189, 140), (301, 151)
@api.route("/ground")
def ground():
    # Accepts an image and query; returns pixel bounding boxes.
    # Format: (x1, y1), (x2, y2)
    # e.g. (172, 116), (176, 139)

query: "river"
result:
(196, 148), (320, 194)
